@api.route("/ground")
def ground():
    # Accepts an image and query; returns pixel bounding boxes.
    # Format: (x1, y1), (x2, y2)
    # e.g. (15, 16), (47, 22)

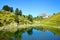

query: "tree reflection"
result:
(27, 28), (33, 35)
(0, 27), (60, 40)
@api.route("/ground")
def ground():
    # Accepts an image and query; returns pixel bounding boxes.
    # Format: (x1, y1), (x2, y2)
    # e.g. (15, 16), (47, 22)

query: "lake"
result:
(0, 26), (60, 40)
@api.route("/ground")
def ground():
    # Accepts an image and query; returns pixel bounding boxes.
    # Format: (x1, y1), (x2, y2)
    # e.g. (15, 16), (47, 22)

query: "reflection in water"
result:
(14, 30), (22, 40)
(35, 27), (48, 32)
(22, 29), (60, 40)
(27, 28), (33, 35)
(0, 27), (60, 40)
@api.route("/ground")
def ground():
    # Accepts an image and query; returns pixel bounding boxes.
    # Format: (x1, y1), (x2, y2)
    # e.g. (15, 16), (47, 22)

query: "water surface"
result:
(0, 27), (60, 40)
(22, 29), (60, 40)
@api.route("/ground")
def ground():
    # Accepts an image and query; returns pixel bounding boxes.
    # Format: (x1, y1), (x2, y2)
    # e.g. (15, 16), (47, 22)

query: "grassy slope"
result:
(41, 12), (60, 27)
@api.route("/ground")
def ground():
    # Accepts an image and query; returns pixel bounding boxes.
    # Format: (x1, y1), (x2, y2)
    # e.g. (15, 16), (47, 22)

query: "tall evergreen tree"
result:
(28, 14), (33, 22)
(15, 8), (19, 23)
(19, 10), (22, 16)
(15, 8), (22, 16)
(15, 8), (19, 15)
(10, 7), (13, 12)
(53, 13), (55, 15)
(2, 5), (10, 11)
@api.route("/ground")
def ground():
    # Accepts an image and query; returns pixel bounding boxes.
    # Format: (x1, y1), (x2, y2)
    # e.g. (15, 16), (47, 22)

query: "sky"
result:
(0, 0), (60, 17)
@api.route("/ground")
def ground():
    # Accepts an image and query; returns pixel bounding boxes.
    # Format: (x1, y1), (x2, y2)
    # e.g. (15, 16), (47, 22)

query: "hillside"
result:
(0, 10), (32, 27)
(41, 12), (60, 26)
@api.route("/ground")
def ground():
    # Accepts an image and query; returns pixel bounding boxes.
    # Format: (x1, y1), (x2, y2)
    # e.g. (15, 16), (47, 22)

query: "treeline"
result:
(2, 5), (22, 16)
(0, 5), (33, 26)
(2, 5), (33, 21)
(1, 5), (50, 21)
(2, 5), (13, 12)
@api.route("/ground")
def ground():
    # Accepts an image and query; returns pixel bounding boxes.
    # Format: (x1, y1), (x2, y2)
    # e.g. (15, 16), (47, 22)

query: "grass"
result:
(40, 12), (60, 27)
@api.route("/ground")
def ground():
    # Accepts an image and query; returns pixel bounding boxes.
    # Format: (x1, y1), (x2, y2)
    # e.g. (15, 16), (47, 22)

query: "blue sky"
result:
(0, 0), (60, 17)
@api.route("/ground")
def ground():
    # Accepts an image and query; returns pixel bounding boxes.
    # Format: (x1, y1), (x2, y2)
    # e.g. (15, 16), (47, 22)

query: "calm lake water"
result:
(0, 27), (60, 40)
(22, 29), (60, 40)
